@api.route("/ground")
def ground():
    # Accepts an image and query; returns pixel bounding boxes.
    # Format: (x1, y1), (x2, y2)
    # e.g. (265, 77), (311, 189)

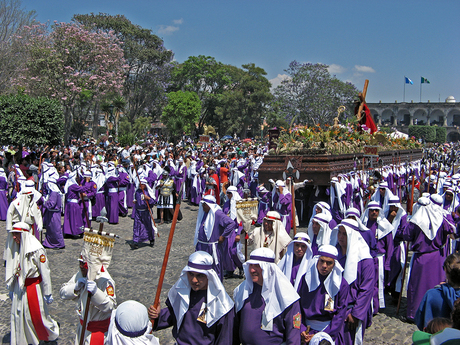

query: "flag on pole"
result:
(421, 77), (430, 84)
(405, 77), (414, 85)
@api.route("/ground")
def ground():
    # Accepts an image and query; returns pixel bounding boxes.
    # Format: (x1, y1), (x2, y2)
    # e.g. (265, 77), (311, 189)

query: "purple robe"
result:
(403, 220), (454, 319)
(277, 193), (292, 235)
(118, 172), (129, 217)
(337, 255), (375, 345)
(388, 214), (408, 288)
(256, 187), (271, 224)
(0, 177), (8, 220)
(221, 201), (243, 272)
(297, 273), (349, 344)
(195, 210), (237, 281)
(154, 289), (234, 345)
(132, 189), (155, 243)
(62, 184), (86, 236)
(82, 180), (96, 226)
(234, 283), (301, 345)
(290, 257), (301, 285)
(43, 191), (65, 249)
(367, 220), (394, 313)
(105, 176), (120, 224)
(126, 181), (135, 208)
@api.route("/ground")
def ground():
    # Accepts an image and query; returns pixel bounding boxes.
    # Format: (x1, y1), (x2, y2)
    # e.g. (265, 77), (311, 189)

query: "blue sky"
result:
(22, 0), (459, 103)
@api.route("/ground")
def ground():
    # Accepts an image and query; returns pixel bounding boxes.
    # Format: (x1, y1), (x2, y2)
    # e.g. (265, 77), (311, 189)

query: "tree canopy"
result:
(161, 90), (201, 139)
(0, 93), (63, 146)
(272, 61), (359, 126)
(11, 21), (126, 143)
(73, 13), (174, 123)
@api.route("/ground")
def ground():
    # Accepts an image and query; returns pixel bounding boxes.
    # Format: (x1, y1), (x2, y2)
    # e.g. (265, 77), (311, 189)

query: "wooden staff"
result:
(396, 172), (416, 315)
(152, 181), (185, 312)
(290, 178), (297, 236)
(133, 159), (157, 235)
(79, 292), (92, 345)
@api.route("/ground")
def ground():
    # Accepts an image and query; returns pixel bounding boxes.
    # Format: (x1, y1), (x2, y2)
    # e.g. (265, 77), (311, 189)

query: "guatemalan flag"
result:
(405, 77), (413, 84)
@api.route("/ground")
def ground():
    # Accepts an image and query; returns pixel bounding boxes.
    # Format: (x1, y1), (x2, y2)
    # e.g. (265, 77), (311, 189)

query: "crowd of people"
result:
(3, 137), (460, 344)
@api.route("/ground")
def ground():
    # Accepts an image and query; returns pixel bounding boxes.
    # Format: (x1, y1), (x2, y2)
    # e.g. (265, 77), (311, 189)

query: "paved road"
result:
(0, 203), (417, 344)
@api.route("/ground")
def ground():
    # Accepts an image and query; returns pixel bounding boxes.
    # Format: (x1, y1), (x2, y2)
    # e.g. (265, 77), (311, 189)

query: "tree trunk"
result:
(92, 102), (100, 139)
(64, 107), (73, 145)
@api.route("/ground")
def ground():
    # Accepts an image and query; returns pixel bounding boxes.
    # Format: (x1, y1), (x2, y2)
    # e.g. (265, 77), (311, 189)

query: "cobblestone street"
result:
(0, 203), (417, 344)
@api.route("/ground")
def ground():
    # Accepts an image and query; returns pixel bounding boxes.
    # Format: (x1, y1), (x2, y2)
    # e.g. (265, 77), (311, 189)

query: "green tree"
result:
(73, 13), (174, 124)
(273, 61), (358, 126)
(170, 55), (231, 133)
(12, 22), (126, 144)
(0, 93), (63, 145)
(161, 91), (201, 139)
(215, 63), (272, 138)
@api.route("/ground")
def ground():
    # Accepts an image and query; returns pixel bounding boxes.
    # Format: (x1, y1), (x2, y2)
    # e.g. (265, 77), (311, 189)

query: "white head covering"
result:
(234, 248), (300, 331)
(193, 195), (221, 246)
(168, 251), (234, 330)
(308, 213), (332, 247)
(226, 185), (241, 220)
(361, 201), (394, 240)
(370, 182), (395, 215)
(251, 211), (292, 263)
(344, 207), (369, 232)
(386, 196), (406, 238)
(106, 300), (159, 345)
(21, 179), (42, 203)
(64, 170), (78, 194)
(330, 177), (346, 214)
(277, 232), (313, 290)
(310, 332), (335, 345)
(338, 219), (372, 284)
(410, 197), (443, 240)
(5, 222), (43, 291)
(304, 245), (343, 298)
(47, 175), (61, 194)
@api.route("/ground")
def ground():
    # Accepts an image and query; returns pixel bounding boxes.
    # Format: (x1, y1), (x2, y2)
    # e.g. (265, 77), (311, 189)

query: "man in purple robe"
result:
(42, 176), (65, 249)
(297, 245), (349, 344)
(403, 196), (455, 321)
(148, 251), (234, 345)
(62, 172), (86, 239)
(336, 219), (375, 345)
(274, 180), (292, 235)
(194, 195), (237, 281)
(233, 248), (301, 345)
(278, 232), (313, 289)
(117, 164), (130, 218)
(104, 166), (120, 224)
(131, 178), (156, 249)
(361, 201), (394, 313)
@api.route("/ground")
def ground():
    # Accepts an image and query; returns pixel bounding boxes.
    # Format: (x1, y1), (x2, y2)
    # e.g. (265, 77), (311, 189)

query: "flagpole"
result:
(403, 76), (406, 102)
(420, 77), (422, 102)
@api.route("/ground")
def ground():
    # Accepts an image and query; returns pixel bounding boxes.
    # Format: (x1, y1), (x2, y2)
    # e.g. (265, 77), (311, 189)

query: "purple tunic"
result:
(43, 191), (65, 249)
(221, 201), (243, 272)
(297, 273), (349, 344)
(403, 220), (453, 319)
(256, 188), (271, 224)
(0, 177), (8, 220)
(277, 193), (292, 235)
(62, 184), (86, 236)
(195, 210), (237, 281)
(290, 257), (301, 285)
(118, 172), (129, 216)
(154, 289), (234, 345)
(337, 250), (375, 345)
(234, 283), (301, 345)
(126, 181), (135, 208)
(132, 189), (156, 243)
(105, 176), (120, 224)
(388, 215), (408, 287)
(82, 180), (96, 226)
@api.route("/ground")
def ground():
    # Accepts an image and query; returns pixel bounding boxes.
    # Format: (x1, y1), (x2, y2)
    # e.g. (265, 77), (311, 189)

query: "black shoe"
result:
(131, 242), (139, 250)
(150, 240), (155, 247)
(399, 315), (414, 324)
(254, 223), (262, 227)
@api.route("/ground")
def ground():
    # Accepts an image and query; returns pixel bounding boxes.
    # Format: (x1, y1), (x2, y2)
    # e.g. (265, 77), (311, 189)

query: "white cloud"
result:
(173, 18), (183, 25)
(327, 64), (346, 74)
(354, 65), (375, 73)
(269, 74), (290, 88)
(157, 25), (179, 35)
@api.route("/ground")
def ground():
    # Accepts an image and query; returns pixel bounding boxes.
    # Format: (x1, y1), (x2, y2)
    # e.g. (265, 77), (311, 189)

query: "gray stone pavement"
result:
(0, 203), (417, 344)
